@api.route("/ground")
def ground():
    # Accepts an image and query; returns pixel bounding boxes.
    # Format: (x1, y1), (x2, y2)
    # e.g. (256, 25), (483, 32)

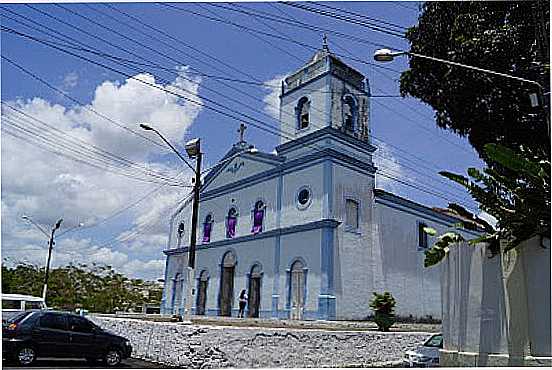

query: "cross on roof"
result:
(238, 123), (247, 142)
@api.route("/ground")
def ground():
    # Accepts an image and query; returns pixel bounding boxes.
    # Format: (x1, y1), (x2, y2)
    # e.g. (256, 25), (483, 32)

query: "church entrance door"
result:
(247, 264), (262, 318)
(196, 270), (209, 316)
(219, 252), (236, 316)
(290, 260), (305, 320)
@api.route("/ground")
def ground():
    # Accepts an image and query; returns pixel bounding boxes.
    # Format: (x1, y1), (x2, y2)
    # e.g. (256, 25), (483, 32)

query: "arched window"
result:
(251, 200), (265, 234)
(202, 214), (213, 243)
(176, 222), (185, 247)
(296, 97), (310, 129)
(226, 208), (238, 238)
(343, 95), (356, 132)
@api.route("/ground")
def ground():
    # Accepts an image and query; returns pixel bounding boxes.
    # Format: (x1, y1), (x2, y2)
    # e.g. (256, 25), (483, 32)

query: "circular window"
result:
(296, 186), (312, 209)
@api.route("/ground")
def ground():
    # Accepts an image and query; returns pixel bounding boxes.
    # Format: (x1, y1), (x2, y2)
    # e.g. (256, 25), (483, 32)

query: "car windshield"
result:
(3, 311), (32, 324)
(424, 334), (443, 348)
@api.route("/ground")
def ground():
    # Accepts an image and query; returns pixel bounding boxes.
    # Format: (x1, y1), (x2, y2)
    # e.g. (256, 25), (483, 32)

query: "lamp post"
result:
(373, 48), (550, 137)
(22, 215), (63, 302)
(140, 123), (202, 323)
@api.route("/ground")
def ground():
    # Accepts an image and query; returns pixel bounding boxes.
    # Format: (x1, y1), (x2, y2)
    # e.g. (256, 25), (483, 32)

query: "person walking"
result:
(238, 289), (248, 318)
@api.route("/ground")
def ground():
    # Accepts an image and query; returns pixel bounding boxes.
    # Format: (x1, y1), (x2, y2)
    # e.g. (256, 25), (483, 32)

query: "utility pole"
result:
(139, 123), (202, 322)
(183, 140), (202, 322)
(43, 218), (62, 301)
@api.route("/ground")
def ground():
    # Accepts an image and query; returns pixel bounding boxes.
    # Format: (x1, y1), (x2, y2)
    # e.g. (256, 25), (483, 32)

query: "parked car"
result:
(403, 333), (443, 367)
(2, 294), (47, 322)
(2, 310), (132, 366)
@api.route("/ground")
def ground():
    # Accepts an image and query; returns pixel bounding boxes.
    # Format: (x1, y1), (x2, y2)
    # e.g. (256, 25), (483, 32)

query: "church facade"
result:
(160, 45), (480, 320)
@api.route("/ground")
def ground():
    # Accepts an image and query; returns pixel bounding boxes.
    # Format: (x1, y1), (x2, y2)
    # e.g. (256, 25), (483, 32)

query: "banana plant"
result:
(424, 143), (550, 268)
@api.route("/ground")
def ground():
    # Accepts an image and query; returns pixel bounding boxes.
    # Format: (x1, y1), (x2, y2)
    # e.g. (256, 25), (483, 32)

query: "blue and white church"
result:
(160, 43), (480, 320)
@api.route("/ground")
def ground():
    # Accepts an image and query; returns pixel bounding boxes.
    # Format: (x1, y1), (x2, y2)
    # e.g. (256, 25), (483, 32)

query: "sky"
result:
(1, 1), (486, 281)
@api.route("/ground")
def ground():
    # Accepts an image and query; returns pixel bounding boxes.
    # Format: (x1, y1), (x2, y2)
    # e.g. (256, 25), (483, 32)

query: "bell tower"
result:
(279, 38), (370, 145)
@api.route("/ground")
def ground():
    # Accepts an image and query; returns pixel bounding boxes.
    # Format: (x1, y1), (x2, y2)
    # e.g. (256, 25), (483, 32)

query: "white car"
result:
(404, 333), (443, 367)
(2, 294), (47, 322)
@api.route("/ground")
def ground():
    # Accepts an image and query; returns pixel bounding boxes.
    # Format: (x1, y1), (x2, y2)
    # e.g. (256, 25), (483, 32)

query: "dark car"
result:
(3, 311), (132, 366)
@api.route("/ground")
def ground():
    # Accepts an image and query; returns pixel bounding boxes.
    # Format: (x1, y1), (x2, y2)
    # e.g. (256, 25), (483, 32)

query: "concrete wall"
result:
(440, 236), (551, 366)
(90, 316), (431, 368)
(333, 164), (375, 320)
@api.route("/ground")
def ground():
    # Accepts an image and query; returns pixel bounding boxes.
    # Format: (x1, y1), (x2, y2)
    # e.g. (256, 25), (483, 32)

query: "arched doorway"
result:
(248, 264), (262, 318)
(196, 270), (209, 315)
(219, 251), (236, 316)
(290, 260), (305, 320)
(171, 273), (182, 315)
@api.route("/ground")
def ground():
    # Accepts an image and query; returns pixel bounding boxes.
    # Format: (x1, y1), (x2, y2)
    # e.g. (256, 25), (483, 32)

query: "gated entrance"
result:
(219, 252), (236, 316)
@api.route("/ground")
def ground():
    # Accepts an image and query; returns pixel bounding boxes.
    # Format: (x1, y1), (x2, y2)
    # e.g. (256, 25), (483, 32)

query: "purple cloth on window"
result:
(227, 217), (236, 238)
(252, 210), (264, 233)
(202, 222), (212, 243)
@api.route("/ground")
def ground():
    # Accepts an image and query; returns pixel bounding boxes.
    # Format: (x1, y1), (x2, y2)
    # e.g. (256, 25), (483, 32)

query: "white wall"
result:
(333, 164), (375, 320)
(440, 236), (551, 366)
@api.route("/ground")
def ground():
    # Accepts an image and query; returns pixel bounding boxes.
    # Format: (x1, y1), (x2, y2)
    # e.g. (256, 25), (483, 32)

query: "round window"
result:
(297, 188), (311, 207)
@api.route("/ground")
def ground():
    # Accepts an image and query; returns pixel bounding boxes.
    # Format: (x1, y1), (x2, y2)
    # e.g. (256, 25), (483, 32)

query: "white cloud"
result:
(1, 68), (201, 281)
(373, 141), (410, 194)
(262, 74), (288, 120)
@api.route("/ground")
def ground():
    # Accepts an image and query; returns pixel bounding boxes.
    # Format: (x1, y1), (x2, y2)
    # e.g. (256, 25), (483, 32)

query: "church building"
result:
(160, 42), (480, 321)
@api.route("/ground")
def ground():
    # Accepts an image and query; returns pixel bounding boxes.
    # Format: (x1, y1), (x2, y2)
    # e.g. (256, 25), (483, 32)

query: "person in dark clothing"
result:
(238, 289), (248, 318)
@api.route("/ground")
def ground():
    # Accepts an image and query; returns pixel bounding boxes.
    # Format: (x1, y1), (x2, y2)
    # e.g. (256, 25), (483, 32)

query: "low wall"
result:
(91, 316), (432, 368)
(440, 236), (551, 367)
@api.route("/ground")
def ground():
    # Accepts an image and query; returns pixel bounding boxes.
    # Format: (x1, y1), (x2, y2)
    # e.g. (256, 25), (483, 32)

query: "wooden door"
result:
(248, 277), (261, 318)
(196, 280), (208, 315)
(290, 261), (305, 320)
(220, 266), (234, 316)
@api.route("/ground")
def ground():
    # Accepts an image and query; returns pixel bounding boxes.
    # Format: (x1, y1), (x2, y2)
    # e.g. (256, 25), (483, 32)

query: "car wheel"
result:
(16, 346), (36, 366)
(104, 349), (122, 367)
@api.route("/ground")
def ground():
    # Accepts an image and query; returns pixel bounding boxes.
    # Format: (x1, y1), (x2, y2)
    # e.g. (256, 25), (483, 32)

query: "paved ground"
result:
(2, 357), (174, 369)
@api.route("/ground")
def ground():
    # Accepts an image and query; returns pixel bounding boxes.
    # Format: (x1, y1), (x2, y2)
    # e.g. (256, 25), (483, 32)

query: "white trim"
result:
(296, 185), (313, 210)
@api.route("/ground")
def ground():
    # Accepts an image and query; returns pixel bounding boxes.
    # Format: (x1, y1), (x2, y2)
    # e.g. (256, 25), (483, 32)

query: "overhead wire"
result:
(2, 102), (187, 185)
(0, 13), (474, 208)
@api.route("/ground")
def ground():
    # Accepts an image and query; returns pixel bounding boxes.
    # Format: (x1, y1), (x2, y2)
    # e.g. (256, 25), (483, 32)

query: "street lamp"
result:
(21, 215), (63, 302)
(373, 48), (550, 136)
(140, 123), (202, 323)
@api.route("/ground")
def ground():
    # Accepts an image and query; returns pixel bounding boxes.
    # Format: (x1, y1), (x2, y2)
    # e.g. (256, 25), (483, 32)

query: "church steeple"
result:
(278, 36), (370, 145)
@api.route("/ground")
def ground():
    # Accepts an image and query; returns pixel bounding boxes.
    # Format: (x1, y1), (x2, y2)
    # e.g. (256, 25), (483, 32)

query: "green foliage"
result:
(424, 143), (550, 267)
(400, 2), (550, 158)
(369, 292), (396, 331)
(1, 262), (163, 313)
(369, 291), (396, 315)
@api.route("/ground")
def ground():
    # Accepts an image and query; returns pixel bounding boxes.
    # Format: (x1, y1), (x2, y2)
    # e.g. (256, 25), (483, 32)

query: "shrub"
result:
(369, 291), (396, 331)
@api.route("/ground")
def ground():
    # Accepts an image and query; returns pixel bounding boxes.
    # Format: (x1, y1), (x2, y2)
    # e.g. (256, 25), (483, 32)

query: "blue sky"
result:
(1, 1), (485, 280)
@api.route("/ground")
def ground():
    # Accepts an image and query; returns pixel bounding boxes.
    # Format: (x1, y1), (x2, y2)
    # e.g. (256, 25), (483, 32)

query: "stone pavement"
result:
(91, 316), (438, 368)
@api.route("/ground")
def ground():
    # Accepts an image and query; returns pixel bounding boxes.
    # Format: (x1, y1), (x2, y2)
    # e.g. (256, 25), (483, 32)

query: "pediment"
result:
(201, 150), (283, 193)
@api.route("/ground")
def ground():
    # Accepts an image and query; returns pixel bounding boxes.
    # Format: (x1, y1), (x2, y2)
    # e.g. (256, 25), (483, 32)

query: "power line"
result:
(280, 2), (406, 38)
(310, 1), (408, 31)
(2, 102), (186, 185)
(1, 24), (475, 209)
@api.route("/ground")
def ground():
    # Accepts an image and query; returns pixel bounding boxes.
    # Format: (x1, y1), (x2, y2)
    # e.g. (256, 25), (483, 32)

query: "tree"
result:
(1, 261), (162, 313)
(400, 2), (550, 159)
(423, 143), (550, 267)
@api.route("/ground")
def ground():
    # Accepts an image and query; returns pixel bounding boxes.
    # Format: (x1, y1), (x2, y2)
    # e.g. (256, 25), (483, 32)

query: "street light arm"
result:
(57, 223), (84, 238)
(22, 216), (50, 238)
(150, 128), (195, 172)
(407, 51), (544, 89)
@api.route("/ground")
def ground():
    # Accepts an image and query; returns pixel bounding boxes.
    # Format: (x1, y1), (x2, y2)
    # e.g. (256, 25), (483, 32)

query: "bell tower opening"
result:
(278, 36), (370, 146)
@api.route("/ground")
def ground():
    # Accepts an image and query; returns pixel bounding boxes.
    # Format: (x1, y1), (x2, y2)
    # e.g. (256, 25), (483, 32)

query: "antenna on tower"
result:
(322, 33), (329, 51)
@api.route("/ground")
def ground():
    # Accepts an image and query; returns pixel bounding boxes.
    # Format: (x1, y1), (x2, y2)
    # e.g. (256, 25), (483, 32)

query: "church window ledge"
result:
(163, 219), (341, 255)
